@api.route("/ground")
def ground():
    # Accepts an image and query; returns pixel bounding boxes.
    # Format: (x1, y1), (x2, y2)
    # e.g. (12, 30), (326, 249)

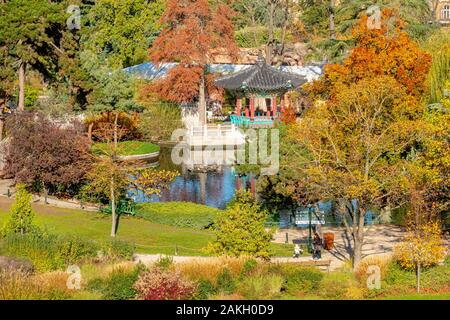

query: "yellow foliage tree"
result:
(394, 220), (446, 293)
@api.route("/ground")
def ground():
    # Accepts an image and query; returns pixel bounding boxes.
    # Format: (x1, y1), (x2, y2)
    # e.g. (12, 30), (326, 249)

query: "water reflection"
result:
(128, 146), (256, 209)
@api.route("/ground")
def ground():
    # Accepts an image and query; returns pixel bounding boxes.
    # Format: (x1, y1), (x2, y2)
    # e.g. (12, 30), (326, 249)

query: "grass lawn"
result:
(0, 198), (293, 257)
(92, 140), (160, 156)
(136, 202), (221, 230)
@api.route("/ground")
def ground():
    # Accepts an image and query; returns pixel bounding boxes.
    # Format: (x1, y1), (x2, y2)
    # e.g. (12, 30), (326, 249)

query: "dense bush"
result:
(0, 270), (72, 300)
(4, 112), (91, 197)
(175, 257), (245, 285)
(216, 268), (236, 294)
(87, 265), (145, 300)
(318, 272), (363, 300)
(0, 232), (135, 272)
(207, 191), (274, 259)
(237, 274), (284, 300)
(354, 255), (391, 287)
(0, 232), (98, 272)
(194, 279), (217, 300)
(269, 264), (323, 294)
(98, 239), (135, 262)
(134, 268), (197, 300)
(136, 202), (220, 230)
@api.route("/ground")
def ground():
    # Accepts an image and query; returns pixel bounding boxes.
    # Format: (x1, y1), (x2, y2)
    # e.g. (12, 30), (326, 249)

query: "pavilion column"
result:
(271, 95), (277, 117)
(236, 97), (242, 116)
(249, 95), (255, 120)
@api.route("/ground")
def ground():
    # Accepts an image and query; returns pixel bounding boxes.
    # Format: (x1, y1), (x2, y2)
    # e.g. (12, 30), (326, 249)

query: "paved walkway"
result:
(274, 225), (406, 263)
(0, 179), (99, 212)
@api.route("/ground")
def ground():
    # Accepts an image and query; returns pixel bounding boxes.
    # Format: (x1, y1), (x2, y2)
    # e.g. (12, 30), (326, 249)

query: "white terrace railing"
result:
(187, 123), (245, 147)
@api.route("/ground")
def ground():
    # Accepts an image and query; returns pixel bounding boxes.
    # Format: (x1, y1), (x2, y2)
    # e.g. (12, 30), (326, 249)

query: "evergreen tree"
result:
(2, 184), (36, 236)
(207, 191), (274, 259)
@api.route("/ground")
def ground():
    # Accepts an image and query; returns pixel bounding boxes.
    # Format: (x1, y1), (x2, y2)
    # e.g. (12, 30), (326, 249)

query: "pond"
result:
(128, 146), (256, 209)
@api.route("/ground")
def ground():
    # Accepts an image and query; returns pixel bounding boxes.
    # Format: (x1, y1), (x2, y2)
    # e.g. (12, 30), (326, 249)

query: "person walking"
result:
(312, 232), (322, 260)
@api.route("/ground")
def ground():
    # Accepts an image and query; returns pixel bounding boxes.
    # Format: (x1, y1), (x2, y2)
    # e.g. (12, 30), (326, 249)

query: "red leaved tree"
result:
(146, 0), (238, 124)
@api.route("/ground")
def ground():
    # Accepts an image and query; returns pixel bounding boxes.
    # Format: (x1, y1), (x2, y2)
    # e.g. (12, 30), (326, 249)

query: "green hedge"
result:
(135, 202), (221, 230)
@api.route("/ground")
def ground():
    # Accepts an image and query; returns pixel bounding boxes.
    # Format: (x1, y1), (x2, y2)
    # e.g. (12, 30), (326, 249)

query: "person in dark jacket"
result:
(312, 232), (322, 260)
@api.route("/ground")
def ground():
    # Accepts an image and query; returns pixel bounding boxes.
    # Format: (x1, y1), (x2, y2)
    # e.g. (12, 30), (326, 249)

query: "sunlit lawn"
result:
(91, 140), (160, 156)
(0, 198), (293, 257)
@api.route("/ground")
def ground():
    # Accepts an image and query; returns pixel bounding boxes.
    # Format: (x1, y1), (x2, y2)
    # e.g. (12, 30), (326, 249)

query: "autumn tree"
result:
(147, 0), (238, 124)
(4, 112), (91, 198)
(85, 127), (177, 237)
(394, 188), (446, 293)
(308, 10), (432, 99)
(281, 13), (433, 267)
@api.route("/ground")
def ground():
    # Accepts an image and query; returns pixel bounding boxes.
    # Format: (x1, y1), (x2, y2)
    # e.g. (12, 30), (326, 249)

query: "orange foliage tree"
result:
(284, 12), (433, 267)
(146, 0), (238, 124)
(307, 10), (431, 99)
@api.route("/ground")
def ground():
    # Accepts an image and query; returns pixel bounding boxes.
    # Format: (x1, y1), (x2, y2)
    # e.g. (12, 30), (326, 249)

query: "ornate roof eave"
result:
(214, 55), (307, 93)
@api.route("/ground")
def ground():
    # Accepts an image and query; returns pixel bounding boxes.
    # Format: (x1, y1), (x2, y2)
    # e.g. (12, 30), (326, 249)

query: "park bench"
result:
(99, 199), (136, 216)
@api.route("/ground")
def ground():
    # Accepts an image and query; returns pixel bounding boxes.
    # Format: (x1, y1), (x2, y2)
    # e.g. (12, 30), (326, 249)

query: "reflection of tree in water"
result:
(130, 146), (258, 209)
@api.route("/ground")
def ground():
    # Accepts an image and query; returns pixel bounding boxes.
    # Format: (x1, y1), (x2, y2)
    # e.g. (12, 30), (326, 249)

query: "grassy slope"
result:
(92, 141), (160, 156)
(0, 198), (292, 257)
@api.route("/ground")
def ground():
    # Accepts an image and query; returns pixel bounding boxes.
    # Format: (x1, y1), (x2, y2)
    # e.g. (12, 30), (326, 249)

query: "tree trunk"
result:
(199, 71), (206, 126)
(416, 262), (421, 293)
(18, 61), (26, 112)
(42, 182), (48, 204)
(329, 0), (336, 40)
(110, 176), (117, 237)
(113, 112), (119, 152)
(266, 1), (276, 65)
(348, 204), (366, 269)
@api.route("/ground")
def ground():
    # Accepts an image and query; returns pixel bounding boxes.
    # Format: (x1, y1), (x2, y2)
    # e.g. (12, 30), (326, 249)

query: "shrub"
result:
(237, 275), (284, 300)
(216, 268), (235, 294)
(136, 202), (220, 230)
(1, 184), (37, 236)
(207, 191), (274, 259)
(154, 255), (173, 270)
(134, 268), (197, 300)
(384, 262), (416, 288)
(99, 239), (135, 261)
(88, 265), (145, 300)
(1, 232), (98, 272)
(354, 255), (391, 286)
(318, 272), (361, 300)
(194, 279), (217, 300)
(240, 258), (258, 278)
(0, 270), (72, 300)
(176, 257), (245, 285)
(270, 264), (323, 294)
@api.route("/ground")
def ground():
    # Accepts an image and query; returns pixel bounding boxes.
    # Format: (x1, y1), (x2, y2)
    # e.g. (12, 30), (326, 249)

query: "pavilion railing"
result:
(230, 115), (277, 128)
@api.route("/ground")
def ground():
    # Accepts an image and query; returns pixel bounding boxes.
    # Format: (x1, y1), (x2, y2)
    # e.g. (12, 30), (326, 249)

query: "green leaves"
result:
(2, 184), (36, 236)
(207, 191), (274, 259)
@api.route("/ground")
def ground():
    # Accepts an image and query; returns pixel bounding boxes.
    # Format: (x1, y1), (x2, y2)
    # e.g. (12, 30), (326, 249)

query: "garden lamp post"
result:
(307, 204), (312, 253)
